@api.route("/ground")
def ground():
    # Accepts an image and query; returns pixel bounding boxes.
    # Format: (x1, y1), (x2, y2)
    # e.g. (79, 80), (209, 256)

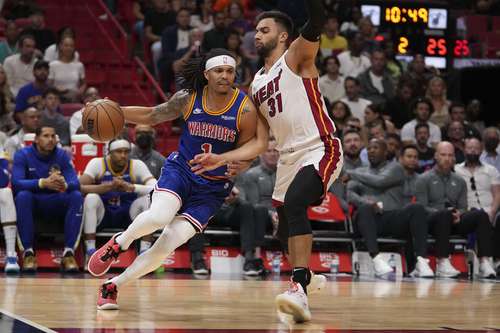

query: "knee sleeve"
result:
(283, 193), (312, 237)
(84, 193), (102, 210)
(147, 191), (182, 229)
(129, 195), (151, 220)
(155, 217), (196, 255)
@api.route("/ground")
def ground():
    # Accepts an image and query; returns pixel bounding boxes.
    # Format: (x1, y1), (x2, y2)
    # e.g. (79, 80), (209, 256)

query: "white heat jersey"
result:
(251, 51), (336, 153)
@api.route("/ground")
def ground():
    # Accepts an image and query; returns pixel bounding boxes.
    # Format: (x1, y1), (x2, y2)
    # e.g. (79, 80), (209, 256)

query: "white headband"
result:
(109, 139), (130, 151)
(205, 55), (236, 71)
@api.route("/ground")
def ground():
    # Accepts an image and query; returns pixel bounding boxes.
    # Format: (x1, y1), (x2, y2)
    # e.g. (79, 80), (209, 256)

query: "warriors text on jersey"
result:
(179, 87), (248, 180)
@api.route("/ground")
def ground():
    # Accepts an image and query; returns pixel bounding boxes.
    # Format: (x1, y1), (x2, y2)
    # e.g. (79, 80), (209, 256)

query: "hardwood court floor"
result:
(0, 274), (499, 332)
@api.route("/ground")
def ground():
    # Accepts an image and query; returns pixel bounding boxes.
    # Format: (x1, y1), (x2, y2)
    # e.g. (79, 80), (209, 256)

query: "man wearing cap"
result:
(79, 138), (157, 268)
(12, 126), (83, 273)
(14, 59), (50, 117)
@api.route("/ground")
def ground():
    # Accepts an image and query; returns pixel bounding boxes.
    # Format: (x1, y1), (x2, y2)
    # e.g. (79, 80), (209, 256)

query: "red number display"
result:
(454, 40), (471, 57)
(427, 38), (447, 56)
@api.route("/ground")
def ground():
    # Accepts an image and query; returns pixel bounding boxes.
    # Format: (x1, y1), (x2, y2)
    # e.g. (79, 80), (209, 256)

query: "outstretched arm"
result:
(285, 0), (326, 75)
(121, 90), (193, 125)
(190, 99), (269, 173)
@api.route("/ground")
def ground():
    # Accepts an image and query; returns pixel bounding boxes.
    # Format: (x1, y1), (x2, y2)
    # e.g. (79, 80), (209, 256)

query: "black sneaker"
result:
(192, 259), (209, 275)
(243, 259), (263, 276)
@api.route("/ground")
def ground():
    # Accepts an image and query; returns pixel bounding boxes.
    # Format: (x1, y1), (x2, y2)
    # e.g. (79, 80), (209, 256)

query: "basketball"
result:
(82, 99), (124, 142)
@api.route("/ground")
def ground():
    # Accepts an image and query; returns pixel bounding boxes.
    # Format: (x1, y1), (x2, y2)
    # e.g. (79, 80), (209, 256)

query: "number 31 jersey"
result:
(178, 86), (248, 180)
(251, 51), (336, 153)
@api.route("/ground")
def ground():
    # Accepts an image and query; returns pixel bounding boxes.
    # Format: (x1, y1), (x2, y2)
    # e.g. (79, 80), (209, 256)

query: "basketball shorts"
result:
(273, 136), (343, 205)
(155, 152), (233, 232)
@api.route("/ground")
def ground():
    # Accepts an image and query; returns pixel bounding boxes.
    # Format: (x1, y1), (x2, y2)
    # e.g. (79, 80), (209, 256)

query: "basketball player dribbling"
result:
(87, 48), (270, 310)
(192, 1), (343, 323)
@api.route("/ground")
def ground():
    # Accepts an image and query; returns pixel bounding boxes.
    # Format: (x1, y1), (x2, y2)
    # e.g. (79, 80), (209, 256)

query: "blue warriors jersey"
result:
(97, 157), (137, 210)
(178, 86), (248, 180)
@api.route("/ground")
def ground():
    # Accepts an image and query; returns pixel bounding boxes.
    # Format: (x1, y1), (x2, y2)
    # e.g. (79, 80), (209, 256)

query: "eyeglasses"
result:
(470, 176), (482, 207)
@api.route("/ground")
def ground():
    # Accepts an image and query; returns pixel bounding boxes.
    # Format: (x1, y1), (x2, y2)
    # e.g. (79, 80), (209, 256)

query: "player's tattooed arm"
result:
(151, 89), (192, 124)
(121, 89), (192, 125)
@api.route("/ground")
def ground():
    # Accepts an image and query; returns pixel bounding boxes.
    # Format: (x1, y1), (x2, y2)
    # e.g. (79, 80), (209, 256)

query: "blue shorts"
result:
(97, 205), (132, 230)
(155, 152), (233, 232)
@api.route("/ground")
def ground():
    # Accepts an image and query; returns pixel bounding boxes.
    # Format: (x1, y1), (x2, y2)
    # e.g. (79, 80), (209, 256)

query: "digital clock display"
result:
(361, 2), (453, 68)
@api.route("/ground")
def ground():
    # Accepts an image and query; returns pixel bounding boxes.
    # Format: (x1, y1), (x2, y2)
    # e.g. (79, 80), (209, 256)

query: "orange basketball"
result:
(82, 99), (124, 142)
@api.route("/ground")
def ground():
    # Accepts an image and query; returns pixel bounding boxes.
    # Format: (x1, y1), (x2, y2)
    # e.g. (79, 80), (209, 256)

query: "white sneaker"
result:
(307, 271), (326, 295)
(4, 256), (20, 274)
(436, 258), (460, 278)
(372, 254), (393, 277)
(410, 256), (434, 278)
(479, 258), (496, 278)
(275, 282), (311, 323)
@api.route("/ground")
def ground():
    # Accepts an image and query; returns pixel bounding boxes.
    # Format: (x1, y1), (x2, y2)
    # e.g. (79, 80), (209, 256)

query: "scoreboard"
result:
(360, 1), (468, 69)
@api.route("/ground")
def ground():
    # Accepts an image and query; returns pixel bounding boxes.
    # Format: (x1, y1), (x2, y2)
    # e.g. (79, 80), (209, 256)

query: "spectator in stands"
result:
(386, 133), (402, 162)
(319, 56), (345, 106)
(401, 97), (441, 147)
(14, 59), (49, 115)
(358, 16), (379, 54)
(0, 21), (19, 64)
(12, 126), (82, 272)
(0, 147), (19, 273)
(345, 116), (362, 133)
(80, 138), (157, 265)
(346, 138), (433, 277)
(466, 99), (485, 133)
(426, 76), (451, 128)
(190, 0), (215, 32)
(329, 129), (364, 210)
(337, 32), (370, 79)
(69, 86), (100, 137)
(20, 10), (55, 53)
(339, 6), (361, 36)
(3, 34), (37, 96)
(384, 80), (416, 129)
(444, 101), (480, 140)
(237, 139), (279, 274)
(360, 121), (386, 165)
(358, 49), (395, 107)
(4, 107), (41, 159)
(240, 18), (258, 72)
(0, 65), (16, 133)
(3, 0), (40, 20)
(381, 39), (404, 82)
(48, 36), (86, 102)
(319, 15), (348, 58)
(159, 7), (193, 90)
(225, 30), (252, 89)
(130, 1), (148, 44)
(400, 54), (435, 97)
(43, 27), (80, 63)
(145, 0), (177, 75)
(362, 104), (395, 138)
(130, 125), (165, 179)
(480, 127), (500, 172)
(202, 12), (227, 52)
(328, 100), (351, 138)
(227, 1), (252, 35)
(40, 88), (70, 147)
(171, 29), (204, 90)
(399, 144), (419, 204)
(416, 142), (496, 278)
(414, 123), (436, 173)
(341, 76), (371, 124)
(446, 121), (466, 163)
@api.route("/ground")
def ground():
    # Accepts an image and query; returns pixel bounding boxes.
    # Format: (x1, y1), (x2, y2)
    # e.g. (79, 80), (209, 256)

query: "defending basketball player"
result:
(191, 1), (343, 323)
(86, 48), (269, 310)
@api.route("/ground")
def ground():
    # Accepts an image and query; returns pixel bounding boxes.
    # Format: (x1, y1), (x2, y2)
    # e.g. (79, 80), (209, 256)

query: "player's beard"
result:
(256, 37), (278, 58)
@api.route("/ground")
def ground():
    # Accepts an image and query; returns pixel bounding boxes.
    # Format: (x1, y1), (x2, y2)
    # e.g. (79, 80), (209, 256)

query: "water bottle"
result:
(388, 254), (396, 273)
(330, 253), (339, 275)
(272, 252), (281, 274)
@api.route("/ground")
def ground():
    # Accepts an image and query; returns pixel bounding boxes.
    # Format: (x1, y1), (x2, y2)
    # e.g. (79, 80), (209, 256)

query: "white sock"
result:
(63, 247), (73, 256)
(110, 218), (195, 288)
(85, 239), (96, 251)
(116, 191), (180, 250)
(140, 240), (152, 253)
(2, 225), (17, 257)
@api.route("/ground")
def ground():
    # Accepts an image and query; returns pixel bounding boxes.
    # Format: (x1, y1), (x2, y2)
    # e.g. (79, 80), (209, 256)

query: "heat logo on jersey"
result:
(187, 121), (237, 143)
(252, 69), (283, 112)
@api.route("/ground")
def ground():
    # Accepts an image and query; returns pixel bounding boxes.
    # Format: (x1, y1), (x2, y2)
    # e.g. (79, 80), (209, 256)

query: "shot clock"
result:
(361, 1), (468, 69)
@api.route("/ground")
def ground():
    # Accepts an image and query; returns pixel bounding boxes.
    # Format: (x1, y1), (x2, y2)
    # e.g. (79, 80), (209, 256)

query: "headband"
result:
(109, 139), (130, 151)
(205, 55), (236, 71)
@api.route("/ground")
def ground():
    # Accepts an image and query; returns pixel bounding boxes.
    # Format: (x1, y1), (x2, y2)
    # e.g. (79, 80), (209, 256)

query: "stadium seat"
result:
(464, 15), (489, 39)
(60, 103), (84, 117)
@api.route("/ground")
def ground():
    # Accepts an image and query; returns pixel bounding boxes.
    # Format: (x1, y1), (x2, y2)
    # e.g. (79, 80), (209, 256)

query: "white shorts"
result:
(272, 136), (343, 205)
